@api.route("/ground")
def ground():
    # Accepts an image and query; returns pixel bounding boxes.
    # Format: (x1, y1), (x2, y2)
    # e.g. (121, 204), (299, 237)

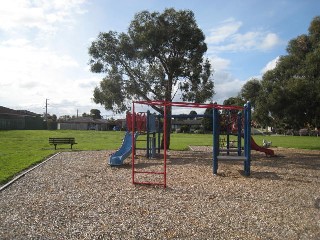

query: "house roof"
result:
(172, 119), (202, 125)
(59, 117), (113, 124)
(0, 106), (39, 117)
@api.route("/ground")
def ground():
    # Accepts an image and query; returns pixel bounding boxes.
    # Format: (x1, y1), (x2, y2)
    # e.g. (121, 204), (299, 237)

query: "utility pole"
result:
(45, 99), (48, 121)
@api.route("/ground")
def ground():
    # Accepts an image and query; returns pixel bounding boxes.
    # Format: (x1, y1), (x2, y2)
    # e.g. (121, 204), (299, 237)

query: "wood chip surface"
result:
(0, 148), (319, 239)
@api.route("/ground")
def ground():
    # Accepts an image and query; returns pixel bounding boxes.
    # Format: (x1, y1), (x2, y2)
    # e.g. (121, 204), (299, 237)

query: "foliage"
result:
(180, 125), (191, 133)
(46, 114), (57, 121)
(237, 16), (320, 129)
(238, 79), (273, 127)
(202, 108), (213, 131)
(89, 8), (214, 112)
(257, 16), (320, 129)
(88, 8), (215, 147)
(240, 78), (262, 108)
(223, 96), (245, 107)
(90, 109), (102, 119)
(189, 110), (197, 119)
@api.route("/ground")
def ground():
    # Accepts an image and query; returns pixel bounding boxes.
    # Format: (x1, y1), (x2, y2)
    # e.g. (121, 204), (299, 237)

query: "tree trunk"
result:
(161, 105), (172, 149)
(160, 73), (173, 149)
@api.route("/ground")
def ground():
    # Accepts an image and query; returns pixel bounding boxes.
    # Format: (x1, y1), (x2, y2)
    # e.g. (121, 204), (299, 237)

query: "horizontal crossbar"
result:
(133, 100), (244, 110)
(133, 181), (165, 186)
(217, 156), (247, 160)
(134, 170), (165, 175)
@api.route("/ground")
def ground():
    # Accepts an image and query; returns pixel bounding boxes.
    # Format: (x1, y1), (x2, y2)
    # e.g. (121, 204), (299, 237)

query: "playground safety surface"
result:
(0, 148), (319, 239)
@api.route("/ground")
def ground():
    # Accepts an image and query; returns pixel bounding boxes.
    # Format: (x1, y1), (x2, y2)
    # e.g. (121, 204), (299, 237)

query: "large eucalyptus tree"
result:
(88, 8), (214, 147)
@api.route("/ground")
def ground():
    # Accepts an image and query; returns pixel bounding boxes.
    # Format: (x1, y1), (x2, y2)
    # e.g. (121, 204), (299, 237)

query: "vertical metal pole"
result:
(163, 103), (167, 188)
(213, 108), (219, 175)
(146, 110), (150, 158)
(152, 132), (156, 158)
(157, 116), (161, 154)
(226, 111), (230, 155)
(237, 112), (242, 156)
(45, 98), (48, 122)
(245, 103), (248, 175)
(245, 102), (251, 176)
(132, 102), (135, 184)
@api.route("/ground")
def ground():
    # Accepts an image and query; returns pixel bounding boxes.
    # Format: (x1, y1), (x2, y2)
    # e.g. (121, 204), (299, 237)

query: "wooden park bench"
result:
(49, 137), (77, 150)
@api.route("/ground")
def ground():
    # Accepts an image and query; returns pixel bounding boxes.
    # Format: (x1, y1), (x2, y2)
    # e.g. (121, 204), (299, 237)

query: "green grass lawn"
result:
(1, 130), (319, 185)
(250, 135), (320, 150)
(0, 130), (124, 184)
(169, 133), (320, 150)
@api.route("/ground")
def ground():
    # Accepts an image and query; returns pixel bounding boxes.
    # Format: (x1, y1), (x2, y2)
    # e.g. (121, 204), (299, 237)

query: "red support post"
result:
(163, 102), (167, 188)
(132, 102), (135, 185)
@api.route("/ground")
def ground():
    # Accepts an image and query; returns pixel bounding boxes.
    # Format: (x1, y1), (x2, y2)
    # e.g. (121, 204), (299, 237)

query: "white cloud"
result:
(209, 56), (231, 71)
(261, 56), (280, 74)
(0, 39), (94, 116)
(207, 18), (281, 53)
(206, 18), (242, 44)
(213, 71), (244, 104)
(0, 0), (98, 117)
(203, 19), (283, 104)
(0, 0), (86, 34)
(261, 33), (281, 50)
(2, 38), (30, 47)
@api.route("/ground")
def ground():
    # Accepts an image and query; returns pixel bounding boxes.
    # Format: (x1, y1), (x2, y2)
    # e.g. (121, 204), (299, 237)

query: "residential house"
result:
(0, 106), (43, 130)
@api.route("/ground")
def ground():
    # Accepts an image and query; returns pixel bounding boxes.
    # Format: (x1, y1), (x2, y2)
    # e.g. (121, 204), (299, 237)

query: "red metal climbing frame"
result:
(131, 100), (244, 188)
(126, 112), (146, 132)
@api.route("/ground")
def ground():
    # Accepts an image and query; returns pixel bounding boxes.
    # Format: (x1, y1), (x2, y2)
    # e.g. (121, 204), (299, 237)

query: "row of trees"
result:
(225, 16), (320, 132)
(45, 109), (103, 122)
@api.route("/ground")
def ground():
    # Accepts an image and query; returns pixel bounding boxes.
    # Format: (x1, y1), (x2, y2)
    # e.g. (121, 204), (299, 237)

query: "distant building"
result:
(171, 118), (203, 133)
(57, 117), (126, 131)
(0, 106), (43, 130)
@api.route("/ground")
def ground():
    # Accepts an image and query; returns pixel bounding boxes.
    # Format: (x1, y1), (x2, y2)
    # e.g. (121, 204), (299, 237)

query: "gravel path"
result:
(0, 148), (319, 239)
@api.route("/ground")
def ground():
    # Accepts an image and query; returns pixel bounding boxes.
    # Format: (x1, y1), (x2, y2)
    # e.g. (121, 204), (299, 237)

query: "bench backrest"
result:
(49, 138), (75, 144)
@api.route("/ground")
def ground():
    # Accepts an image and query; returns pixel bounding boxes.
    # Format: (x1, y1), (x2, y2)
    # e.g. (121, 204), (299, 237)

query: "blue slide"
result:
(109, 132), (138, 166)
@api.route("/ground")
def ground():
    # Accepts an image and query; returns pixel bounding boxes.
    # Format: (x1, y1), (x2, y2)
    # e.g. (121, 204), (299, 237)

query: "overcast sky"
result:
(0, 0), (319, 118)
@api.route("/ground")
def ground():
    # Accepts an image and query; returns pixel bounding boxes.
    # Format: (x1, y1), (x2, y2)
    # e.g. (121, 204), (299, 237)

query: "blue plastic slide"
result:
(109, 132), (138, 166)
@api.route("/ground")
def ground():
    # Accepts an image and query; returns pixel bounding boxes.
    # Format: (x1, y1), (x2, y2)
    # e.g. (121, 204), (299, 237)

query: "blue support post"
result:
(226, 111), (230, 155)
(152, 132), (156, 158)
(237, 112), (242, 156)
(213, 108), (219, 175)
(146, 110), (150, 158)
(244, 102), (251, 176)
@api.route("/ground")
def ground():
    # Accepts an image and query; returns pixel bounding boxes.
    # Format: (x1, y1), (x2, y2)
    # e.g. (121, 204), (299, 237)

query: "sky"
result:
(0, 0), (319, 118)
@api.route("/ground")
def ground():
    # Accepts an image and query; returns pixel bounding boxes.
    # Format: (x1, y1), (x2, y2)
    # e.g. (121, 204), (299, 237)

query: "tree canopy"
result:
(239, 16), (320, 130)
(88, 8), (214, 114)
(90, 109), (102, 119)
(88, 8), (214, 147)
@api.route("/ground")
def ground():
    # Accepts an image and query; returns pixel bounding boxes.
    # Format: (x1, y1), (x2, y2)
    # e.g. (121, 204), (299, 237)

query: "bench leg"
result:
(71, 144), (73, 149)
(54, 144), (57, 150)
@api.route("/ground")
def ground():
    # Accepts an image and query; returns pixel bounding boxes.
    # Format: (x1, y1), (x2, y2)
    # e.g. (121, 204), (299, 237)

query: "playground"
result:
(1, 101), (319, 239)
(109, 100), (271, 187)
(0, 147), (319, 239)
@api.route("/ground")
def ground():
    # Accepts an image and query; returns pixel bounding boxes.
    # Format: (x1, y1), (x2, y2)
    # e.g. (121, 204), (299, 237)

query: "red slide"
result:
(250, 136), (274, 156)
